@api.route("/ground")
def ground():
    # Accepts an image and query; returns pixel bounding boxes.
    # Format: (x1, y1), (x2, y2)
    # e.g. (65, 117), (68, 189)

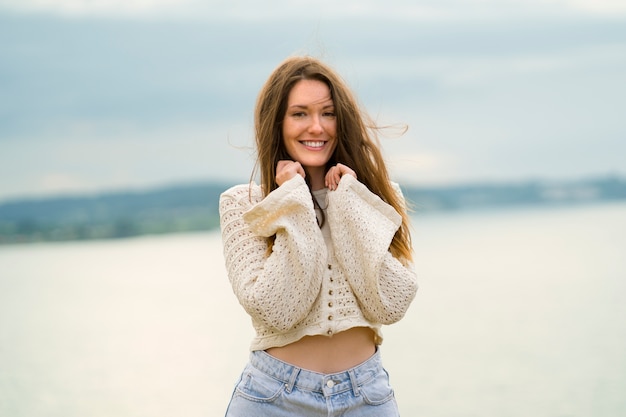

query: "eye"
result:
(291, 111), (306, 118)
(323, 111), (336, 118)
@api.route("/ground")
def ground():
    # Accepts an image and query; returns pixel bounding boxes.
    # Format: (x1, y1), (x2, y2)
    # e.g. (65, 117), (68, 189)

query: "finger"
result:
(324, 168), (333, 190)
(332, 167), (341, 190)
(276, 160), (289, 177)
(295, 162), (306, 178)
(277, 159), (294, 171)
(325, 169), (333, 189)
(276, 160), (297, 185)
(338, 163), (356, 178)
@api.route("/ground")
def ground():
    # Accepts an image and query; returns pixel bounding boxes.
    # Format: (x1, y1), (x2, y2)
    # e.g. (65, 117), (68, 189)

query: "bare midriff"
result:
(265, 327), (376, 374)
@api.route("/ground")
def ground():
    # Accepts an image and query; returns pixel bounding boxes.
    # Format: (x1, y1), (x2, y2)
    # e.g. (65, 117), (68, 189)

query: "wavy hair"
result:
(253, 56), (413, 263)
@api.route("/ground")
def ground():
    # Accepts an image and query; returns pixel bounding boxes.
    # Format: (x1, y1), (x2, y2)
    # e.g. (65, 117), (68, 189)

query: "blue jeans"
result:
(224, 349), (400, 416)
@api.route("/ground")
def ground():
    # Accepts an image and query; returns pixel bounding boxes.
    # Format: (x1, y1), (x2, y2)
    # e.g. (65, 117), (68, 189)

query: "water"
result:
(1, 202), (625, 417)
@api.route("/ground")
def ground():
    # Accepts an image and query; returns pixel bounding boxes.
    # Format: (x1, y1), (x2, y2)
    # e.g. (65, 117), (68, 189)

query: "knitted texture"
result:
(219, 175), (418, 351)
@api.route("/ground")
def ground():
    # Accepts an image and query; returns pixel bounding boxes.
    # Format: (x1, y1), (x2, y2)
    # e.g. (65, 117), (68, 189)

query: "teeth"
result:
(302, 141), (324, 147)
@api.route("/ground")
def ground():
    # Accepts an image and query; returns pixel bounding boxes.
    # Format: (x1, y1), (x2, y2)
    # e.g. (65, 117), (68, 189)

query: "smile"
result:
(301, 141), (325, 148)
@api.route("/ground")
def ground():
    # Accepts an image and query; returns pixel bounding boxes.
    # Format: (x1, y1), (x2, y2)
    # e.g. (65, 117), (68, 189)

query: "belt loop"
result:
(285, 367), (300, 393)
(348, 369), (360, 396)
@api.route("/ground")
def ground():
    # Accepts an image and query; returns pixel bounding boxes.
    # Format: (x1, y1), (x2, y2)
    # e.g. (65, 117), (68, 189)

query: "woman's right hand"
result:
(276, 160), (306, 186)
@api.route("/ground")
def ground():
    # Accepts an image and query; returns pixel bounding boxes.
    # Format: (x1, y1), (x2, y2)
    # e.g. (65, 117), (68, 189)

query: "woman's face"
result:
(282, 79), (337, 176)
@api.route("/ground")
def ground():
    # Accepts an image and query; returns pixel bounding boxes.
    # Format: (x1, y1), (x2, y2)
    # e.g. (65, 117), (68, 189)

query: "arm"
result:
(327, 175), (418, 324)
(219, 175), (326, 332)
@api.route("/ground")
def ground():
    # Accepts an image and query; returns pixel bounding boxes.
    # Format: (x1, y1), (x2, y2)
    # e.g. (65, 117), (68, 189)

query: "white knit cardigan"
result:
(219, 174), (418, 351)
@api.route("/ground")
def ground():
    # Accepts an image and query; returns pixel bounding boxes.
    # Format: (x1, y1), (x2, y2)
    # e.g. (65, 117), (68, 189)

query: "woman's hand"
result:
(325, 163), (357, 191)
(276, 160), (306, 186)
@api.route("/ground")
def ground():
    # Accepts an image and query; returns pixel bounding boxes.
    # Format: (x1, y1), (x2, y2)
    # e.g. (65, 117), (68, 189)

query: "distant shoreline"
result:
(1, 175), (625, 245)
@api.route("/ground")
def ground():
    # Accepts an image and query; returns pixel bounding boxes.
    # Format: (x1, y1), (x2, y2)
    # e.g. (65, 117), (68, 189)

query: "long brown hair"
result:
(253, 56), (413, 263)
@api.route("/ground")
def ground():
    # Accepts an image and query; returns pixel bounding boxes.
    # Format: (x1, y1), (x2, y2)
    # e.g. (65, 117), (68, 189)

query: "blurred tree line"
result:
(0, 182), (229, 244)
(1, 175), (625, 245)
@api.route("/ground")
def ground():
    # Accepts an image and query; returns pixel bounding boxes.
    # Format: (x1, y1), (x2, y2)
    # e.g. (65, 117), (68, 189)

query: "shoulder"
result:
(220, 182), (264, 206)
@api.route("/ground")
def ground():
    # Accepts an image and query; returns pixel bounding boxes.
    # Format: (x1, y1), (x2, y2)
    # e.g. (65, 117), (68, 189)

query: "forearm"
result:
(220, 177), (327, 331)
(327, 175), (418, 323)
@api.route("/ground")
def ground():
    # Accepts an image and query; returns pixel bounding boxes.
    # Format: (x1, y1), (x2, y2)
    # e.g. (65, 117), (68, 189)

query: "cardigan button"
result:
(327, 264), (332, 270)
(328, 315), (333, 321)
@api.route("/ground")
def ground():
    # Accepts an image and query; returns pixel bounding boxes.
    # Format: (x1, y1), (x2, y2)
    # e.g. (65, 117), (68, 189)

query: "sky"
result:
(1, 0), (625, 202)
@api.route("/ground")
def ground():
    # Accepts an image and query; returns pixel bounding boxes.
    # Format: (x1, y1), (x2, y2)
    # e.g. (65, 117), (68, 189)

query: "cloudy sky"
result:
(1, 0), (625, 202)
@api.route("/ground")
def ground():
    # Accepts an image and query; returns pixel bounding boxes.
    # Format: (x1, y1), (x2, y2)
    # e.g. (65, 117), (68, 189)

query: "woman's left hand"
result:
(325, 163), (357, 191)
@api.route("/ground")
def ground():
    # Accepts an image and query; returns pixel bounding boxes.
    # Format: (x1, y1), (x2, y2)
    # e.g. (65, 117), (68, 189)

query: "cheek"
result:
(325, 119), (337, 133)
(282, 119), (300, 141)
(329, 140), (338, 156)
(281, 120), (289, 140)
(281, 126), (297, 158)
(327, 122), (338, 144)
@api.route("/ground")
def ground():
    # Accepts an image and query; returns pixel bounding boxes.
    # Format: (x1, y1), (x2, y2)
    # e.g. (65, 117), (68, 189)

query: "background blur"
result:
(1, 0), (625, 201)
(1, 1), (625, 417)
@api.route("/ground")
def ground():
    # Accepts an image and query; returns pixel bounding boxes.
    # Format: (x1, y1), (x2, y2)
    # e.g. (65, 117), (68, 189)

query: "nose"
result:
(308, 114), (323, 135)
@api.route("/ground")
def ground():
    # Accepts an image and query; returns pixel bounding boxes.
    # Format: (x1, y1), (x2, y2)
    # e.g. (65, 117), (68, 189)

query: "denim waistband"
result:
(248, 349), (383, 397)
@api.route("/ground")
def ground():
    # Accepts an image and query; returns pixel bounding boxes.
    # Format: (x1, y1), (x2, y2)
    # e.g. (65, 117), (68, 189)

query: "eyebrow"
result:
(288, 102), (335, 110)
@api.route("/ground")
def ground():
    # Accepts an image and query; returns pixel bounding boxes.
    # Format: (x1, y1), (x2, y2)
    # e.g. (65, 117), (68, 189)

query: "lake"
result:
(1, 201), (625, 416)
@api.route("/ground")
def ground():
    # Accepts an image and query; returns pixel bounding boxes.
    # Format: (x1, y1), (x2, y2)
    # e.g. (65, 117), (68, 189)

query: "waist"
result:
(249, 347), (384, 395)
(265, 327), (376, 373)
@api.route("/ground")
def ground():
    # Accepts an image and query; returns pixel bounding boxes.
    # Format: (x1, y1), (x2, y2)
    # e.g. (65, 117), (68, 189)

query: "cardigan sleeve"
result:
(219, 175), (326, 332)
(327, 175), (418, 324)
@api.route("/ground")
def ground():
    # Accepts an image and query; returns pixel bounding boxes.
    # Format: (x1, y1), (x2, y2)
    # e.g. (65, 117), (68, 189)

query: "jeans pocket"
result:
(360, 368), (396, 406)
(234, 365), (286, 403)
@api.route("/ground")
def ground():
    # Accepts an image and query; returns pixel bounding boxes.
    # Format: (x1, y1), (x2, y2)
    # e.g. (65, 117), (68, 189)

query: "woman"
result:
(219, 56), (418, 416)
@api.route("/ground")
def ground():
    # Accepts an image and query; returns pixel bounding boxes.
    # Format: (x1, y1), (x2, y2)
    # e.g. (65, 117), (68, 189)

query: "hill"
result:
(0, 182), (230, 244)
(1, 175), (625, 245)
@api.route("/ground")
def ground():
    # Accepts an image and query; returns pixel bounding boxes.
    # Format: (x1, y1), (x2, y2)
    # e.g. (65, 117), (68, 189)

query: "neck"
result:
(306, 167), (326, 191)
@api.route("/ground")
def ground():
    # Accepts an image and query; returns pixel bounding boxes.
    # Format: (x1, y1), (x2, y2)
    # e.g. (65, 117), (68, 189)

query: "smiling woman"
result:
(218, 56), (418, 416)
